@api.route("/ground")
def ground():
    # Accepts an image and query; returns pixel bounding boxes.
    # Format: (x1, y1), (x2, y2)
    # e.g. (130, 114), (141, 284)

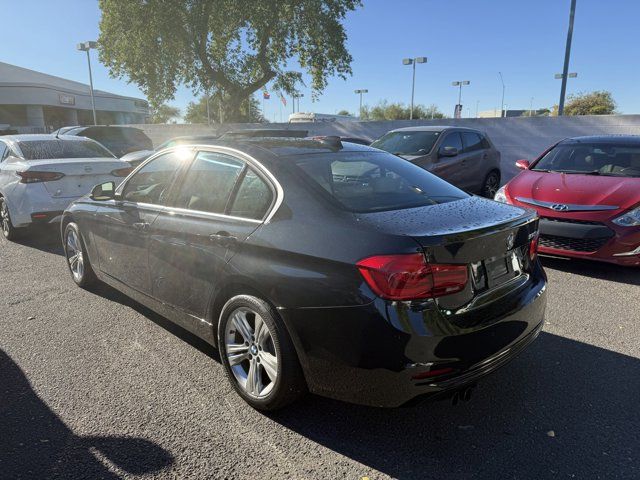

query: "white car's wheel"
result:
(0, 197), (21, 241)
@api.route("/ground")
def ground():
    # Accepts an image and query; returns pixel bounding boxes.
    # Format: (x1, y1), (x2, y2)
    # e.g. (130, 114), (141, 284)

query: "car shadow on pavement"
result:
(270, 332), (639, 479)
(91, 283), (221, 363)
(0, 348), (174, 479)
(541, 255), (640, 286)
(11, 225), (64, 256)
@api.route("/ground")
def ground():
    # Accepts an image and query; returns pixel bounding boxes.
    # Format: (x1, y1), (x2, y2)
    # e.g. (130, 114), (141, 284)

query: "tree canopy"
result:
(149, 104), (181, 124)
(361, 100), (445, 120)
(184, 94), (264, 124)
(564, 91), (616, 116)
(98, 0), (361, 121)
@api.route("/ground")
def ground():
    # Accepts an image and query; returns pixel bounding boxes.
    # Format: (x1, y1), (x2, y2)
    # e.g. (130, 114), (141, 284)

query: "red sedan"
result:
(494, 135), (640, 267)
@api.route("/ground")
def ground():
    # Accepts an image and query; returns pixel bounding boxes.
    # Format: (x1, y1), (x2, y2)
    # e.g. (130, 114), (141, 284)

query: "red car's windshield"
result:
(532, 143), (640, 177)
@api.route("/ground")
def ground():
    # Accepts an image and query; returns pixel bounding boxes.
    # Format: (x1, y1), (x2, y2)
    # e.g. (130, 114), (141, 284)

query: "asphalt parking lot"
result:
(1, 226), (638, 480)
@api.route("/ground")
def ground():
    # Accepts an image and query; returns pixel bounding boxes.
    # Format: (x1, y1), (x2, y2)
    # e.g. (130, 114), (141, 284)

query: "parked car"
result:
(61, 136), (546, 410)
(495, 135), (640, 266)
(0, 135), (132, 240)
(63, 126), (153, 157)
(121, 134), (222, 168)
(371, 126), (501, 197)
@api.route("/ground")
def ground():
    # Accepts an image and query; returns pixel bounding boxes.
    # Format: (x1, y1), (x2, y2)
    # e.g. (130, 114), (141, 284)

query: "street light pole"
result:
(530, 97), (534, 117)
(77, 41), (98, 125)
(451, 80), (470, 118)
(354, 89), (368, 118)
(559, 0), (577, 116)
(402, 57), (427, 120)
(498, 71), (506, 118)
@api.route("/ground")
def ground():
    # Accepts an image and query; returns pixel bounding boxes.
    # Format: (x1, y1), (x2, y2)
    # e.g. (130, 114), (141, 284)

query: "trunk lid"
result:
(354, 196), (539, 308)
(23, 158), (130, 198)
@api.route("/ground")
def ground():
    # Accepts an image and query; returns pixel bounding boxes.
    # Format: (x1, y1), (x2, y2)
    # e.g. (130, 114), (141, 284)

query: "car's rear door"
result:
(92, 150), (189, 294)
(149, 149), (275, 320)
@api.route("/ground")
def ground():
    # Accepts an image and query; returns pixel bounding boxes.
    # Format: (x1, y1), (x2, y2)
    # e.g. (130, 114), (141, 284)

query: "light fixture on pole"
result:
(77, 41), (98, 125)
(402, 57), (427, 120)
(451, 80), (470, 119)
(558, 0), (577, 116)
(498, 72), (506, 118)
(354, 89), (368, 118)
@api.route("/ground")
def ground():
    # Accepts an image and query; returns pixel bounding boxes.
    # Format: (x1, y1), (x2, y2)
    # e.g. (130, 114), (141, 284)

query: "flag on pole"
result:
(279, 92), (287, 106)
(263, 90), (270, 100)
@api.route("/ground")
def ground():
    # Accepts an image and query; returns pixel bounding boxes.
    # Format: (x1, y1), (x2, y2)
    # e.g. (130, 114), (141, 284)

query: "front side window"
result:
(370, 131), (440, 156)
(440, 132), (463, 152)
(121, 152), (185, 204)
(462, 132), (484, 153)
(293, 151), (467, 213)
(229, 169), (273, 220)
(533, 143), (640, 177)
(174, 151), (244, 214)
(18, 140), (115, 160)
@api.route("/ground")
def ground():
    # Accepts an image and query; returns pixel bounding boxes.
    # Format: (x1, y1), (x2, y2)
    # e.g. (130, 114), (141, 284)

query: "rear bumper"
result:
(538, 219), (640, 267)
(6, 185), (80, 227)
(281, 268), (547, 407)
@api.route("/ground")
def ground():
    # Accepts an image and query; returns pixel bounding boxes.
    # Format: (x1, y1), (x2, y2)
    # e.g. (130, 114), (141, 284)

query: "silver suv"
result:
(371, 126), (501, 197)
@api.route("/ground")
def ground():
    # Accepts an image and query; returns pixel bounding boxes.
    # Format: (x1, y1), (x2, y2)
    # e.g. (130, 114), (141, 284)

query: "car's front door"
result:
(149, 149), (275, 320)
(92, 151), (189, 294)
(459, 131), (489, 192)
(431, 131), (465, 187)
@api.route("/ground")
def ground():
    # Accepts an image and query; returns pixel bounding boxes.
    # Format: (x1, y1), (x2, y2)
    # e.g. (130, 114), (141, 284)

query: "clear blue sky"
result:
(1, 0), (638, 121)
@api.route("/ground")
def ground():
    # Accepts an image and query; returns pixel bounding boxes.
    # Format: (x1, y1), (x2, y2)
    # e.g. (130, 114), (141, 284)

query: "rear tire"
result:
(0, 197), (22, 241)
(218, 295), (306, 410)
(481, 170), (501, 198)
(63, 222), (97, 289)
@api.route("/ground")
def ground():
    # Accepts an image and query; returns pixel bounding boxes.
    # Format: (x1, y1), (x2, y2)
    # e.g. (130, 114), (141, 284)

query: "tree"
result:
(564, 91), (616, 116)
(367, 100), (445, 120)
(184, 94), (264, 124)
(98, 0), (361, 122)
(336, 109), (352, 116)
(149, 104), (180, 124)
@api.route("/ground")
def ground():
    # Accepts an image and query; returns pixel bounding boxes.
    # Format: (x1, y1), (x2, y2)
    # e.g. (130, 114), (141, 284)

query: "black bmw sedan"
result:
(61, 137), (546, 410)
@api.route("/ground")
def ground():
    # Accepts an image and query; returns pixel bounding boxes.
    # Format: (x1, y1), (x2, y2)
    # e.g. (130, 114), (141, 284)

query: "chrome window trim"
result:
(115, 144), (283, 224)
(515, 197), (619, 212)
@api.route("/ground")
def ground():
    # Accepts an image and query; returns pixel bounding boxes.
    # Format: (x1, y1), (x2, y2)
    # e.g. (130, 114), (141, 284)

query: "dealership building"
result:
(0, 61), (149, 133)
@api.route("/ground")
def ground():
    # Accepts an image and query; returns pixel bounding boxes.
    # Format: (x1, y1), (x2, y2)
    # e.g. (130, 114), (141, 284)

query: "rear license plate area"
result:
(472, 249), (523, 290)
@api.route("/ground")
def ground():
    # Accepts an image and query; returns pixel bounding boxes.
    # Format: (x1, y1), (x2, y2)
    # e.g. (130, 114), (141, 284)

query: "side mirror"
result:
(515, 159), (531, 170)
(91, 181), (116, 201)
(439, 146), (458, 157)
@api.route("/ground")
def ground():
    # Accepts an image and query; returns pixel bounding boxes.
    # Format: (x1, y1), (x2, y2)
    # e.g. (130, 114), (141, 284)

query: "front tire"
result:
(0, 197), (22, 241)
(481, 170), (501, 198)
(63, 222), (97, 289)
(218, 295), (306, 410)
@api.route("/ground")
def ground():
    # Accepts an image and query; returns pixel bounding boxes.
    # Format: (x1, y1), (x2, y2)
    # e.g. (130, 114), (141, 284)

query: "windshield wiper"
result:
(561, 170), (601, 175)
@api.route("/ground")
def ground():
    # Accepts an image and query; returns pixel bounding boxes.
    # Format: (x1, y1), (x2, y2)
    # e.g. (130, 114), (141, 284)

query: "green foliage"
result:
(364, 100), (445, 120)
(98, 0), (361, 121)
(336, 109), (352, 116)
(564, 91), (616, 116)
(149, 104), (180, 124)
(184, 94), (264, 124)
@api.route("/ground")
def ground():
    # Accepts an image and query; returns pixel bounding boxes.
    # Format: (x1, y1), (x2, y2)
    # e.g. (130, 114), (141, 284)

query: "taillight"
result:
(111, 167), (133, 177)
(529, 234), (539, 260)
(356, 253), (468, 301)
(17, 171), (65, 183)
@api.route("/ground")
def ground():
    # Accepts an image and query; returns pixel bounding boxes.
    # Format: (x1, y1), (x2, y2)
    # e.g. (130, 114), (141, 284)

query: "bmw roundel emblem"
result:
(550, 203), (569, 211)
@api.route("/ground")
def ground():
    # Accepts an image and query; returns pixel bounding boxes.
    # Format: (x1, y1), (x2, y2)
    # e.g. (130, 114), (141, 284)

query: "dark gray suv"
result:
(371, 126), (501, 197)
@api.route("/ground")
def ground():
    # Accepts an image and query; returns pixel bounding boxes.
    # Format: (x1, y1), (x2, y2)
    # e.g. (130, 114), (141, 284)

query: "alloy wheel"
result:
(1, 200), (11, 237)
(66, 229), (85, 282)
(484, 173), (500, 198)
(225, 307), (278, 398)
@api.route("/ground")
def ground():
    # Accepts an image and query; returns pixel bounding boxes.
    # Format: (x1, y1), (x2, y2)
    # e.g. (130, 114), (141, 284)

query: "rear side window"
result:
(229, 169), (273, 220)
(121, 152), (185, 205)
(175, 151), (243, 214)
(370, 131), (440, 156)
(293, 151), (467, 213)
(18, 140), (115, 160)
(462, 132), (484, 152)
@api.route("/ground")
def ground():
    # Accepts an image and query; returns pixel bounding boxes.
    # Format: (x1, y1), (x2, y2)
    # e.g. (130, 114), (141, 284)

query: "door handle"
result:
(132, 222), (150, 231)
(209, 232), (237, 246)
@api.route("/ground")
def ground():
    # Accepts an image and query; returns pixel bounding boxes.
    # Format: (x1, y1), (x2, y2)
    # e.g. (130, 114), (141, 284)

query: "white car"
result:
(0, 134), (133, 240)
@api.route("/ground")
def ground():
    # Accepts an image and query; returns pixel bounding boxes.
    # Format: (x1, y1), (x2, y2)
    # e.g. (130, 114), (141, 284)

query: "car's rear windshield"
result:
(370, 131), (440, 156)
(18, 140), (115, 160)
(292, 151), (467, 213)
(533, 142), (640, 177)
